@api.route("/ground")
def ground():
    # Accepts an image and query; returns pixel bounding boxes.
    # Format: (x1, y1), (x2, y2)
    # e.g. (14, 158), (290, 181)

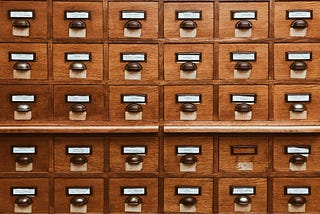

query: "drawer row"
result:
(2, 43), (320, 81)
(0, 1), (319, 40)
(0, 135), (317, 173)
(0, 177), (319, 213)
(1, 84), (319, 121)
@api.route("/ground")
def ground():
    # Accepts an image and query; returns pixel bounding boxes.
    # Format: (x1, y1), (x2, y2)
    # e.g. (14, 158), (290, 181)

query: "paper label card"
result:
(176, 146), (201, 155)
(286, 146), (311, 154)
(11, 95), (36, 103)
(66, 95), (91, 103)
(12, 187), (37, 196)
(121, 53), (146, 62)
(285, 186), (310, 195)
(176, 94), (201, 103)
(231, 10), (257, 20)
(65, 53), (91, 61)
(176, 10), (202, 20)
(12, 146), (36, 154)
(65, 11), (90, 19)
(67, 187), (92, 196)
(286, 52), (312, 61)
(285, 94), (311, 102)
(176, 186), (201, 195)
(230, 186), (256, 195)
(176, 53), (202, 62)
(286, 10), (313, 19)
(9, 53), (35, 61)
(9, 10), (34, 19)
(122, 146), (147, 154)
(66, 146), (92, 155)
(121, 11), (146, 20)
(231, 52), (256, 61)
(231, 94), (256, 103)
(121, 94), (147, 103)
(122, 187), (146, 195)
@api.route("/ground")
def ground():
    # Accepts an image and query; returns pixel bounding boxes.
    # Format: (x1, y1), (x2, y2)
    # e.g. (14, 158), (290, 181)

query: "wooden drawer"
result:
(274, 85), (320, 121)
(219, 136), (268, 172)
(53, 2), (103, 39)
(274, 43), (320, 80)
(164, 178), (213, 213)
(53, 44), (103, 80)
(219, 2), (269, 39)
(274, 135), (320, 172)
(275, 2), (320, 38)
(218, 85), (269, 121)
(218, 43), (269, 80)
(273, 178), (320, 213)
(164, 3), (214, 39)
(53, 85), (105, 121)
(0, 1), (47, 39)
(164, 85), (214, 121)
(109, 135), (158, 173)
(0, 85), (49, 122)
(164, 135), (213, 173)
(0, 178), (49, 213)
(54, 137), (104, 173)
(218, 178), (267, 213)
(164, 44), (214, 80)
(54, 178), (104, 213)
(108, 2), (159, 39)
(109, 86), (158, 122)
(109, 178), (158, 213)
(0, 43), (47, 80)
(108, 44), (158, 81)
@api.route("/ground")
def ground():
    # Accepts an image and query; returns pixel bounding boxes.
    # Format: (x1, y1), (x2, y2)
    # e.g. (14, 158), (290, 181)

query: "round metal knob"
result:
(235, 103), (252, 112)
(126, 154), (143, 164)
(69, 20), (86, 29)
(291, 20), (308, 28)
(15, 196), (33, 206)
(71, 196), (88, 206)
(234, 195), (252, 206)
(290, 154), (307, 164)
(16, 154), (33, 164)
(290, 61), (307, 71)
(180, 20), (197, 29)
(289, 103), (306, 112)
(14, 62), (31, 71)
(70, 104), (87, 113)
(70, 155), (88, 165)
(179, 197), (197, 206)
(235, 20), (253, 29)
(289, 196), (307, 206)
(125, 20), (142, 29)
(126, 104), (143, 113)
(235, 62), (252, 71)
(125, 62), (142, 72)
(180, 103), (197, 112)
(17, 104), (31, 112)
(12, 20), (30, 28)
(125, 195), (142, 206)
(180, 154), (197, 164)
(69, 62), (87, 71)
(180, 62), (197, 71)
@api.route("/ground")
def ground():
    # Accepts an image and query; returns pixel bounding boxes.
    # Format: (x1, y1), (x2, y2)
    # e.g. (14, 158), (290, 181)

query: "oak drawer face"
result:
(164, 44), (214, 80)
(53, 85), (105, 121)
(0, 137), (49, 172)
(219, 2), (269, 39)
(219, 136), (268, 172)
(0, 43), (48, 80)
(164, 85), (214, 121)
(164, 178), (213, 213)
(0, 1), (47, 39)
(109, 135), (158, 173)
(274, 43), (320, 80)
(218, 85), (269, 121)
(164, 135), (213, 173)
(274, 85), (320, 121)
(53, 44), (103, 80)
(108, 2), (159, 39)
(109, 178), (158, 213)
(0, 178), (49, 213)
(273, 178), (320, 213)
(53, 2), (103, 39)
(108, 44), (158, 81)
(109, 86), (159, 122)
(275, 2), (320, 38)
(274, 136), (320, 172)
(54, 178), (104, 213)
(0, 85), (49, 122)
(218, 43), (268, 80)
(218, 178), (267, 213)
(164, 3), (214, 39)
(54, 137), (104, 173)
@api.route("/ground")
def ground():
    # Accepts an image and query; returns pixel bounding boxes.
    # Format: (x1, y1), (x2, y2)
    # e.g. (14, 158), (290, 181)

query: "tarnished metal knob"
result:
(180, 20), (197, 29)
(125, 62), (142, 72)
(180, 103), (197, 112)
(15, 196), (33, 206)
(17, 104), (32, 112)
(290, 62), (307, 71)
(14, 62), (31, 71)
(16, 154), (33, 164)
(290, 154), (307, 164)
(70, 155), (88, 165)
(125, 20), (142, 29)
(235, 62), (252, 71)
(126, 104), (143, 113)
(13, 20), (30, 28)
(179, 197), (197, 206)
(289, 196), (306, 206)
(289, 103), (306, 112)
(69, 62), (87, 71)
(235, 103), (252, 112)
(235, 20), (253, 29)
(71, 196), (88, 206)
(180, 62), (197, 71)
(70, 104), (87, 112)
(125, 195), (142, 206)
(234, 195), (252, 206)
(69, 20), (86, 29)
(180, 154), (197, 165)
(126, 154), (143, 164)
(291, 20), (308, 28)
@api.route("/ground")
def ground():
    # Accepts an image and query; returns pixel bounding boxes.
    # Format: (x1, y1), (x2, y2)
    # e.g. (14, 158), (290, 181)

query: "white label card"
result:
(231, 94), (256, 103)
(176, 94), (201, 103)
(12, 188), (36, 196)
(286, 187), (310, 195)
(66, 95), (90, 103)
(122, 187), (146, 195)
(232, 11), (257, 19)
(67, 147), (91, 155)
(286, 52), (311, 61)
(231, 52), (256, 61)
(286, 146), (310, 154)
(122, 146), (146, 154)
(176, 53), (201, 62)
(11, 95), (35, 102)
(66, 53), (91, 61)
(67, 187), (91, 195)
(176, 187), (201, 195)
(121, 53), (146, 62)
(287, 11), (312, 19)
(231, 187), (255, 195)
(177, 146), (201, 154)
(12, 147), (36, 154)
(65, 11), (90, 19)
(122, 95), (146, 103)
(121, 11), (146, 20)
(10, 53), (35, 61)
(286, 94), (310, 102)
(9, 11), (34, 19)
(177, 11), (202, 20)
